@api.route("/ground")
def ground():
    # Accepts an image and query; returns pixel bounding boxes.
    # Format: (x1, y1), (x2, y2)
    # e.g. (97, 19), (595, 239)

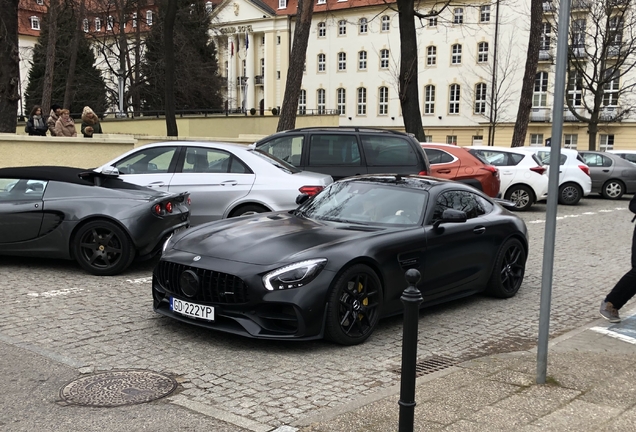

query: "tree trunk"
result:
(397, 0), (425, 141)
(510, 0), (542, 147)
(0, 0), (20, 133)
(588, 122), (598, 150)
(276, 0), (314, 132)
(42, 0), (59, 114)
(63, 0), (85, 110)
(118, 5), (128, 116)
(163, 0), (178, 136)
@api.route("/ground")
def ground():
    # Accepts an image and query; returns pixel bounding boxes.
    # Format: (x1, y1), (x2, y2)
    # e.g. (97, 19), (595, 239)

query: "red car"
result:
(421, 143), (501, 197)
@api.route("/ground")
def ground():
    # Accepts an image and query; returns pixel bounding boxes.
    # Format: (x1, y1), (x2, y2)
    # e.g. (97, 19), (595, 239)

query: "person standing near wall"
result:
(54, 109), (77, 137)
(81, 106), (103, 138)
(47, 104), (62, 136)
(26, 106), (48, 136)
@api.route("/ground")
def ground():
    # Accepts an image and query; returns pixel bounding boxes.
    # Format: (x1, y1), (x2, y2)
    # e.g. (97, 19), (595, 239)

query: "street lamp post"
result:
(117, 68), (125, 118)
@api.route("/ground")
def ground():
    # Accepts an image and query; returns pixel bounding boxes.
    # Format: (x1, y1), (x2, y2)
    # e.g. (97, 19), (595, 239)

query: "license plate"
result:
(170, 298), (214, 321)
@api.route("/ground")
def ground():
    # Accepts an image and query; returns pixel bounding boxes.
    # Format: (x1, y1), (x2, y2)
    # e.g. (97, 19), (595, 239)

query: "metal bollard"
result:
(398, 268), (423, 432)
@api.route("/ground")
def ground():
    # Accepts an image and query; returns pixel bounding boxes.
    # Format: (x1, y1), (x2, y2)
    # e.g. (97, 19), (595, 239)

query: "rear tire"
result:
(558, 183), (583, 205)
(72, 220), (135, 276)
(486, 238), (526, 298)
(601, 179), (625, 200)
(229, 204), (269, 217)
(504, 185), (534, 211)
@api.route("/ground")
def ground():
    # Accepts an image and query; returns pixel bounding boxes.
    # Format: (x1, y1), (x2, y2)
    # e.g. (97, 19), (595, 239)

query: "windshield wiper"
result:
(320, 217), (370, 226)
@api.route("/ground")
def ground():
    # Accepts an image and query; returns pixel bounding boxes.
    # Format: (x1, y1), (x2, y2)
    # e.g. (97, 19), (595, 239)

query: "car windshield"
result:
(249, 148), (300, 174)
(298, 181), (427, 226)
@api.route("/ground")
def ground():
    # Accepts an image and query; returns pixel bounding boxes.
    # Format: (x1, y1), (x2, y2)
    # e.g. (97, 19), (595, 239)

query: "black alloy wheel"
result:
(504, 185), (534, 211)
(325, 264), (383, 345)
(558, 183), (583, 205)
(486, 238), (526, 298)
(73, 220), (134, 276)
(602, 179), (625, 200)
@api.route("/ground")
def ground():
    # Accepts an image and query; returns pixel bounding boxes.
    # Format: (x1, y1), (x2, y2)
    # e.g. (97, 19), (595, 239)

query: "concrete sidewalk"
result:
(293, 311), (636, 432)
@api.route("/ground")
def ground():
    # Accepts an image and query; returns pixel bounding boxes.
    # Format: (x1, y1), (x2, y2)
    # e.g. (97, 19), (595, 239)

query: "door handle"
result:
(437, 169), (451, 174)
(146, 181), (165, 187)
(473, 226), (486, 234)
(221, 180), (238, 186)
(603, 169), (610, 172)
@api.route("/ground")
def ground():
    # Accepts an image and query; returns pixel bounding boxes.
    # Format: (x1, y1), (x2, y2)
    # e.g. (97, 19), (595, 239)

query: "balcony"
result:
(564, 107), (584, 122)
(570, 46), (586, 58)
(236, 76), (247, 86)
(572, 0), (591, 9)
(600, 106), (620, 122)
(254, 75), (264, 85)
(539, 49), (554, 62)
(530, 107), (551, 122)
(608, 44), (622, 57)
(542, 1), (556, 12)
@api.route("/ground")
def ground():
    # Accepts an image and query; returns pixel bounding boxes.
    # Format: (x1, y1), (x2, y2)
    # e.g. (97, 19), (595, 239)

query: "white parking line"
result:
(528, 207), (627, 224)
(599, 209), (614, 213)
(590, 326), (636, 345)
(26, 287), (85, 298)
(126, 277), (153, 284)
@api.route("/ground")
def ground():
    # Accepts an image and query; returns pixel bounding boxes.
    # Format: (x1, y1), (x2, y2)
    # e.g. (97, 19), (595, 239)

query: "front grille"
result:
(157, 261), (249, 304)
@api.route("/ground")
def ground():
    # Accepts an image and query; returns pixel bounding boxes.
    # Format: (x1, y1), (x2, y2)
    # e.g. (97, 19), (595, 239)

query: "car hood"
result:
(173, 212), (387, 265)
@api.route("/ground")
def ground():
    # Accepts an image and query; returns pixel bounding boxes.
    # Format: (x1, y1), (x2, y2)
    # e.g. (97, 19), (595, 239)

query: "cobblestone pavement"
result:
(0, 196), (632, 431)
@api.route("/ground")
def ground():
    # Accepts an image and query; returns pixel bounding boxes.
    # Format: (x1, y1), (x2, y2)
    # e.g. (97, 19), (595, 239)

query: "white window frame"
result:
(478, 42), (488, 63)
(132, 13), (137, 28)
(83, 18), (89, 32)
(318, 22), (326, 38)
(603, 69), (620, 106)
(298, 89), (307, 115)
(260, 58), (265, 76)
(337, 88), (346, 115)
(359, 18), (368, 34)
(533, 71), (548, 107)
(317, 53), (326, 72)
(424, 85), (435, 114)
(451, 44), (462, 65)
(30, 16), (40, 30)
(446, 136), (457, 144)
(572, 19), (586, 47)
(564, 134), (578, 149)
(36, 0), (44, 4)
(317, 0), (326, 3)
(381, 15), (390, 32)
(317, 89), (326, 114)
(358, 51), (367, 70)
(95, 17), (102, 32)
(379, 86), (389, 115)
(540, 22), (551, 51)
(530, 134), (544, 146)
(449, 84), (461, 114)
(454, 8), (463, 24)
(279, 0), (287, 9)
(380, 49), (389, 69)
(474, 83), (487, 114)
(480, 5), (490, 22)
(338, 52), (347, 71)
(357, 87), (367, 115)
(600, 134), (615, 151)
(428, 17), (437, 27)
(567, 71), (583, 107)
(206, 2), (214, 13)
(426, 46), (436, 66)
(146, 10), (153, 26)
(338, 20), (347, 36)
(107, 15), (114, 31)
(423, 135), (433, 142)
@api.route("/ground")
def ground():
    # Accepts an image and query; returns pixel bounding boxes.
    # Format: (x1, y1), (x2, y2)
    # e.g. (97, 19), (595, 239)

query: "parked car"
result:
(97, 141), (333, 225)
(468, 146), (548, 211)
(153, 175), (528, 345)
(420, 143), (501, 198)
(578, 151), (636, 199)
(0, 166), (190, 275)
(253, 127), (430, 181)
(608, 150), (636, 165)
(525, 147), (592, 205)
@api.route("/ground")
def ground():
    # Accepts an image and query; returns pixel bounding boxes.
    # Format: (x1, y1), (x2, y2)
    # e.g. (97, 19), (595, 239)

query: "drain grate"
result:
(393, 355), (457, 378)
(60, 369), (178, 407)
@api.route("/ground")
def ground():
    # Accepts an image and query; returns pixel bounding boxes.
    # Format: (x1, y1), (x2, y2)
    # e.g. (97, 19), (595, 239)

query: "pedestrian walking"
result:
(54, 109), (77, 137)
(47, 104), (62, 136)
(80, 106), (103, 138)
(25, 105), (48, 136)
(600, 194), (636, 323)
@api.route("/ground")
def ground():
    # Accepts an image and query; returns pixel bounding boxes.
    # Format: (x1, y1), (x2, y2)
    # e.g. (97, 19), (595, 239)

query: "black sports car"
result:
(0, 166), (190, 276)
(153, 175), (528, 345)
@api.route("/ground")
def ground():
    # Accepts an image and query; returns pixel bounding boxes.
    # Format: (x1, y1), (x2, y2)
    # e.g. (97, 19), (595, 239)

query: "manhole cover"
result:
(60, 370), (177, 407)
(393, 355), (457, 378)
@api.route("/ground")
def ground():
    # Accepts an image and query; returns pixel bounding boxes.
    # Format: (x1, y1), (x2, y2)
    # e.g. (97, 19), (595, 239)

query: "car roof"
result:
(0, 166), (93, 185)
(608, 150), (636, 154)
(136, 141), (250, 151)
(255, 127), (414, 141)
(469, 145), (535, 154)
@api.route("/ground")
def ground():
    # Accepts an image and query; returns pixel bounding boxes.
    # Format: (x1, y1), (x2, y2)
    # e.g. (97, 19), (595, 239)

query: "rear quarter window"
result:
(361, 136), (418, 166)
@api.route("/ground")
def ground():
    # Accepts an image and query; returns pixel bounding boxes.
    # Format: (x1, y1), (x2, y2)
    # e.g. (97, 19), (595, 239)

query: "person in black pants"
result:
(600, 195), (636, 323)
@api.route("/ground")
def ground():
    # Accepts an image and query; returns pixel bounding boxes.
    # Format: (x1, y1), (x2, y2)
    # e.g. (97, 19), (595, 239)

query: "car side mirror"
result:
(433, 208), (467, 229)
(100, 166), (120, 176)
(296, 193), (310, 206)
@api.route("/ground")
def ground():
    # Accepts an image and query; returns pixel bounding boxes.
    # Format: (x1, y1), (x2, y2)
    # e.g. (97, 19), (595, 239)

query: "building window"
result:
(358, 51), (367, 70)
(317, 89), (326, 114)
(95, 17), (102, 31)
(260, 58), (265, 76)
(609, 16), (623, 46)
(279, 0), (287, 8)
(451, 44), (462, 64)
(600, 134), (615, 151)
(132, 13), (137, 28)
(530, 134), (544, 146)
(205, 1), (213, 13)
(338, 52), (347, 71)
(477, 42), (488, 63)
(262, 36), (265, 44)
(428, 17), (437, 27)
(449, 84), (460, 114)
(338, 20), (347, 36)
(298, 90), (306, 115)
(317, 0), (326, 3)
(225, 61), (228, 78)
(381, 15), (390, 31)
(359, 18), (367, 34)
(277, 71), (281, 79)
(107, 15), (114, 30)
(83, 18), (89, 32)
(424, 85), (435, 114)
(277, 36), (281, 44)
(446, 136), (457, 144)
(603, 69), (620, 106)
(379, 86), (389, 115)
(318, 53), (326, 72)
(426, 46), (436, 66)
(540, 22), (551, 50)
(423, 135), (433, 142)
(564, 134), (578, 149)
(146, 10), (153, 26)
(380, 49), (389, 69)
(474, 83), (487, 114)
(30, 16), (40, 30)
(454, 8), (463, 24)
(533, 71), (548, 107)
(36, 0), (44, 4)
(473, 135), (484, 145)
(480, 5), (490, 22)
(318, 22), (326, 38)
(567, 71), (583, 107)
(357, 87), (367, 115)
(337, 88), (346, 115)
(572, 19), (585, 47)
(242, 59), (246, 77)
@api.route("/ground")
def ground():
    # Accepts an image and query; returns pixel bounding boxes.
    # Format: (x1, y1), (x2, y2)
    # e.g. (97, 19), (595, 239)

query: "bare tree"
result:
(63, 0), (86, 109)
(277, 0), (315, 132)
(0, 0), (20, 132)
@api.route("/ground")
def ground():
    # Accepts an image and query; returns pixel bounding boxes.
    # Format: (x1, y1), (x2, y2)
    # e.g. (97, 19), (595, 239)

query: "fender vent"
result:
(393, 355), (457, 377)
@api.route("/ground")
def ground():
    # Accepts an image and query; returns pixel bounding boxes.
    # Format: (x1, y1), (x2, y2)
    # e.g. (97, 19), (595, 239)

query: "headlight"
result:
(162, 234), (175, 253)
(263, 259), (327, 291)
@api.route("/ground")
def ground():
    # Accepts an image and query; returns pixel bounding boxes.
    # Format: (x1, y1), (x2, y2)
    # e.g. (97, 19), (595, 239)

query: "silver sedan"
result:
(97, 141), (333, 225)
(579, 151), (636, 199)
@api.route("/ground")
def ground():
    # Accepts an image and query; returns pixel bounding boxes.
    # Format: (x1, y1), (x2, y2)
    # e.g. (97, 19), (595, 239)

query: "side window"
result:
(360, 136), (418, 166)
(475, 150), (508, 166)
(229, 157), (251, 173)
(424, 148), (454, 164)
(536, 151), (566, 166)
(0, 178), (48, 200)
(600, 155), (613, 167)
(433, 190), (486, 220)
(509, 153), (525, 165)
(115, 146), (177, 174)
(183, 147), (232, 173)
(258, 135), (305, 166)
(309, 134), (361, 166)
(624, 154), (636, 163)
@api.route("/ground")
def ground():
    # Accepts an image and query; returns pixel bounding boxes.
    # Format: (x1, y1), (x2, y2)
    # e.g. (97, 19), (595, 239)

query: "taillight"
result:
(165, 202), (173, 213)
(482, 165), (499, 177)
(418, 170), (429, 176)
(579, 164), (591, 176)
(153, 204), (162, 215)
(187, 197), (192, 205)
(529, 166), (547, 175)
(299, 186), (324, 196)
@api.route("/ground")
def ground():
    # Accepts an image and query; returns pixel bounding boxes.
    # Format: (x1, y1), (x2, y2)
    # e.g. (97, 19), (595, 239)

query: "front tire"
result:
(325, 264), (383, 345)
(504, 185), (534, 211)
(558, 182), (583, 205)
(486, 238), (526, 298)
(602, 179), (625, 200)
(72, 220), (135, 276)
(229, 204), (269, 217)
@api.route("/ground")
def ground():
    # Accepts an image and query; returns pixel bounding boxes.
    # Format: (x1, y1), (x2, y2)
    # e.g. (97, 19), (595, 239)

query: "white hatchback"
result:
(524, 147), (592, 205)
(469, 146), (548, 211)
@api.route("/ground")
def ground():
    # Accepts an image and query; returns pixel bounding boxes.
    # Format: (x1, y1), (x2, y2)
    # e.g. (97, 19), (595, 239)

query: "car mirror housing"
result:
(296, 193), (310, 206)
(434, 208), (467, 229)
(100, 166), (120, 176)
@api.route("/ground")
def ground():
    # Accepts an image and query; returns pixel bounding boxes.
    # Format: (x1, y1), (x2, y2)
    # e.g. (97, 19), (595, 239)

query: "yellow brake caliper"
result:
(358, 282), (368, 320)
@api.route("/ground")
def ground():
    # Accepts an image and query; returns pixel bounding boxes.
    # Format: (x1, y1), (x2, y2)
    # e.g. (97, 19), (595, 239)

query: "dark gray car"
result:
(578, 151), (636, 199)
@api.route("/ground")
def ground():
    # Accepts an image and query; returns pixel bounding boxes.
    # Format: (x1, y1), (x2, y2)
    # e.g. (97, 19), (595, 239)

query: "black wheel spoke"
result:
(89, 251), (100, 264)
(105, 246), (121, 254)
